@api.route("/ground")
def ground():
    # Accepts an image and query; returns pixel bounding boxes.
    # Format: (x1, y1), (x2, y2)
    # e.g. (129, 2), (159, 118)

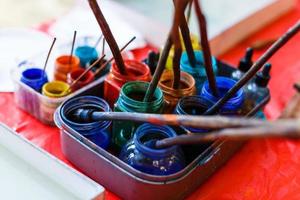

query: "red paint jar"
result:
(67, 68), (95, 91)
(104, 59), (151, 107)
(54, 55), (80, 82)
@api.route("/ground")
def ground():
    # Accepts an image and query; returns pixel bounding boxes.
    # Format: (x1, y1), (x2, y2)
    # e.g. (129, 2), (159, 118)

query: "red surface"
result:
(1, 2), (300, 199)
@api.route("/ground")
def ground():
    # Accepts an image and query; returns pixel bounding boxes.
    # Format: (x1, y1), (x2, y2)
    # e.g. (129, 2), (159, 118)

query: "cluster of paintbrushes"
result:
(82, 0), (300, 148)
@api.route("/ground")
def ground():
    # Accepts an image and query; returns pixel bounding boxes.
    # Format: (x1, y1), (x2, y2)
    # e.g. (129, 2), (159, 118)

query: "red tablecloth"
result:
(1, 2), (300, 199)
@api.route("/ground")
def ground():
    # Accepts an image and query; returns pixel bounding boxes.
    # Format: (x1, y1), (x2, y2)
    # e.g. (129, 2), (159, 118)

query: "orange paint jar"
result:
(158, 70), (196, 113)
(54, 55), (80, 82)
(104, 59), (151, 107)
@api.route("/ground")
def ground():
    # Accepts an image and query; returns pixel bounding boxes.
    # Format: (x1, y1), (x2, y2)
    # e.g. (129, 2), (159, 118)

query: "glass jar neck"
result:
(158, 70), (195, 98)
(116, 81), (163, 113)
(134, 123), (178, 159)
(111, 59), (151, 84)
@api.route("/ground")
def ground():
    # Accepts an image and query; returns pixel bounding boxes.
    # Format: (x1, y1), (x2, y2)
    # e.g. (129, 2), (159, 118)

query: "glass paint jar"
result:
(75, 46), (98, 68)
(113, 81), (164, 149)
(54, 55), (80, 82)
(180, 50), (218, 94)
(20, 68), (48, 92)
(119, 123), (185, 175)
(59, 96), (111, 149)
(104, 59), (151, 107)
(175, 95), (212, 134)
(67, 68), (95, 92)
(201, 76), (244, 115)
(158, 70), (196, 113)
(40, 81), (70, 124)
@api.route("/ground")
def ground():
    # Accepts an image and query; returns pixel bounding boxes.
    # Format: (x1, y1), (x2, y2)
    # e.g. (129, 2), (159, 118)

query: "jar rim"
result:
(180, 50), (218, 76)
(56, 55), (80, 66)
(21, 68), (47, 82)
(118, 81), (163, 112)
(59, 96), (111, 134)
(202, 76), (244, 110)
(75, 46), (98, 58)
(69, 68), (95, 84)
(158, 70), (195, 97)
(176, 95), (212, 115)
(134, 123), (178, 158)
(42, 81), (70, 98)
(111, 59), (150, 82)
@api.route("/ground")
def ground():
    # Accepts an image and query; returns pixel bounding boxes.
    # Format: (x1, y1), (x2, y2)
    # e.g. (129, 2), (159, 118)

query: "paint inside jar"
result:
(42, 81), (70, 98)
(140, 132), (167, 149)
(68, 68), (95, 91)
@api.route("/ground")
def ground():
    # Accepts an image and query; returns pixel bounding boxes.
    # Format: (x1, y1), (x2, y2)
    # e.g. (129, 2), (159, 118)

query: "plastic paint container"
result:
(175, 95), (212, 133)
(40, 81), (70, 123)
(165, 34), (201, 70)
(201, 76), (244, 115)
(67, 68), (95, 92)
(75, 46), (98, 68)
(113, 81), (163, 149)
(119, 123), (185, 175)
(54, 55), (80, 82)
(20, 68), (48, 92)
(104, 59), (151, 107)
(158, 70), (196, 113)
(180, 50), (218, 94)
(57, 96), (111, 149)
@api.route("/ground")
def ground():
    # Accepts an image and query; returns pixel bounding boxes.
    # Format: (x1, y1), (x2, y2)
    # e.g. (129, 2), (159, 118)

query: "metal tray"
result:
(55, 61), (267, 200)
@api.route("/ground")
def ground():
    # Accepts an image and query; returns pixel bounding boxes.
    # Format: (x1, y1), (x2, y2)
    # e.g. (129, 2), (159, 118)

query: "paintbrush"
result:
(171, 0), (184, 89)
(69, 31), (77, 68)
(71, 108), (297, 129)
(143, 1), (187, 100)
(143, 35), (173, 102)
(42, 37), (56, 76)
(93, 34), (103, 49)
(156, 83), (300, 148)
(155, 121), (300, 148)
(88, 0), (127, 75)
(194, 0), (218, 97)
(93, 36), (136, 77)
(205, 20), (300, 115)
(173, 0), (197, 68)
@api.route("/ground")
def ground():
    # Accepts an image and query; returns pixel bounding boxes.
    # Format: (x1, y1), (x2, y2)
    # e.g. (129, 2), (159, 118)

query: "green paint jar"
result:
(113, 81), (164, 149)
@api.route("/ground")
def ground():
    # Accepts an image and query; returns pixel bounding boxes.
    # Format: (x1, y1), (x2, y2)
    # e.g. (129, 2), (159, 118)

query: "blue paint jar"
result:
(175, 95), (212, 133)
(59, 96), (111, 149)
(75, 46), (98, 67)
(119, 123), (185, 175)
(180, 50), (218, 94)
(201, 76), (244, 115)
(20, 68), (48, 92)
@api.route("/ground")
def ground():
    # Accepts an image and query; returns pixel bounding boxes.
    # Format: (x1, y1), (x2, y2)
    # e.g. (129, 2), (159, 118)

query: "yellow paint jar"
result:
(40, 81), (70, 124)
